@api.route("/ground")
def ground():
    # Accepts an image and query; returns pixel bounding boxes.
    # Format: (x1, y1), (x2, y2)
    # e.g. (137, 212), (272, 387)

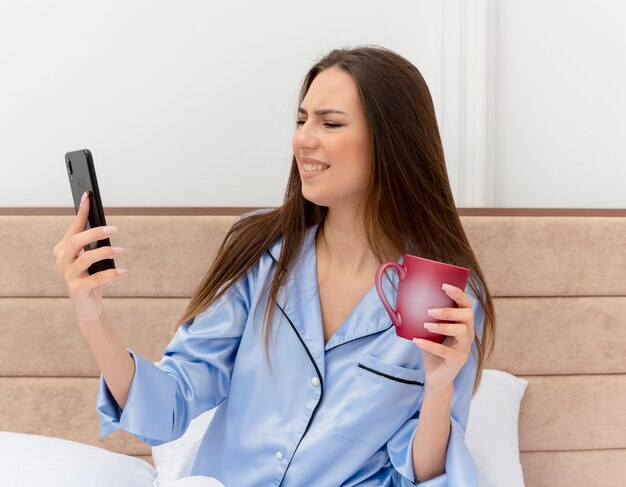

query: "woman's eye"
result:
(295, 120), (342, 128)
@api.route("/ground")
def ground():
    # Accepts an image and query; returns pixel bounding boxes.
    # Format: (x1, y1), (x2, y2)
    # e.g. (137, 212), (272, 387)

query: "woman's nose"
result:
(293, 121), (319, 150)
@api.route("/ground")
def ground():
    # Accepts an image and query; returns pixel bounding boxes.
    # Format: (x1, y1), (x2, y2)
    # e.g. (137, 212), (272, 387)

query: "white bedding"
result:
(0, 431), (156, 487)
(0, 369), (526, 487)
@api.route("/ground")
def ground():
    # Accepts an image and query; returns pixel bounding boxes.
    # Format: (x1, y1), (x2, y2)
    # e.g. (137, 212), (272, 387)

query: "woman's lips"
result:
(301, 157), (330, 168)
(300, 157), (331, 179)
(300, 165), (330, 179)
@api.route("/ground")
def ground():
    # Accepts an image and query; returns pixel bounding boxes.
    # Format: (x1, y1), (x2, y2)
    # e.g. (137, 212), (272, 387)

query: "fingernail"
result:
(428, 309), (442, 317)
(80, 192), (88, 206)
(112, 247), (125, 255)
(117, 268), (127, 276)
(103, 226), (118, 235)
(442, 283), (456, 292)
(413, 338), (424, 346)
(424, 322), (438, 330)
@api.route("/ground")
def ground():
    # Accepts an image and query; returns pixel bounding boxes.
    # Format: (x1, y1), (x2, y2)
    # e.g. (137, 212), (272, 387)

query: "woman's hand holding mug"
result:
(375, 254), (473, 390)
(415, 283), (475, 391)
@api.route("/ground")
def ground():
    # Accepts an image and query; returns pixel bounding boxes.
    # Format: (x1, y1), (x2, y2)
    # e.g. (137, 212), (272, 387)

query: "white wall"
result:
(1, 1), (624, 208)
(494, 0), (626, 208)
(0, 0), (441, 207)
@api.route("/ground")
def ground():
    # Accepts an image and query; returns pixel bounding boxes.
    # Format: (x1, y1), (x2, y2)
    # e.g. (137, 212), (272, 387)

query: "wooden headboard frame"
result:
(3, 207), (624, 216)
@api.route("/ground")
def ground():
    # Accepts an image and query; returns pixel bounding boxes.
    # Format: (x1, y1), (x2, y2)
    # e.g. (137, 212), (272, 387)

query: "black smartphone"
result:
(65, 149), (116, 275)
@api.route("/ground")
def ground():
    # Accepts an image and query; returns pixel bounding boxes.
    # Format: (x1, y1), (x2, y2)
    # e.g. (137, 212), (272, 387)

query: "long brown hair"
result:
(173, 45), (495, 394)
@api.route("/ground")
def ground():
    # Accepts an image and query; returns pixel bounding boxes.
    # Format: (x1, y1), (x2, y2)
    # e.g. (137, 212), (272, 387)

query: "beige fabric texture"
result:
(0, 214), (624, 485)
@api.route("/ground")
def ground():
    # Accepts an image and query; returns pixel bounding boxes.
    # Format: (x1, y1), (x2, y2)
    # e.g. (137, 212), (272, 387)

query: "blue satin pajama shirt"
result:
(97, 210), (485, 486)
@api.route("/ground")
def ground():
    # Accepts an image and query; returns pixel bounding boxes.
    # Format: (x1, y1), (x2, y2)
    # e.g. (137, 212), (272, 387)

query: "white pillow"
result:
(162, 477), (225, 487)
(465, 369), (528, 487)
(0, 431), (157, 487)
(153, 369), (529, 487)
(152, 408), (216, 486)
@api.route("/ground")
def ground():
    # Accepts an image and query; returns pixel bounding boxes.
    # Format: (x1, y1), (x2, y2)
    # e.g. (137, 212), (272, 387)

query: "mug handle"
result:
(375, 262), (406, 328)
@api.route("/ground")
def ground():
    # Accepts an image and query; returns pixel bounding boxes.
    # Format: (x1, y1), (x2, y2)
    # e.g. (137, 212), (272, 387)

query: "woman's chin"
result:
(301, 192), (331, 208)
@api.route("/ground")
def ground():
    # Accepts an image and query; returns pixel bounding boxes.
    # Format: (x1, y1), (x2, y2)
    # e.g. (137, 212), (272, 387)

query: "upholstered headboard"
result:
(0, 208), (624, 486)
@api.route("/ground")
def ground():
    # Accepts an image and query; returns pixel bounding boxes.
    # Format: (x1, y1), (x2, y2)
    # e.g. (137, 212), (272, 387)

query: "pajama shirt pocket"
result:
(332, 353), (425, 447)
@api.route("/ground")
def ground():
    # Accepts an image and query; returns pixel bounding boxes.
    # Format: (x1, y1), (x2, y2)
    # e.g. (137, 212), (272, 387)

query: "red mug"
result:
(375, 254), (470, 343)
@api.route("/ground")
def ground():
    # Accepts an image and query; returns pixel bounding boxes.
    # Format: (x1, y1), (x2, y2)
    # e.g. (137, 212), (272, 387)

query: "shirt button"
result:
(275, 451), (284, 460)
(311, 377), (320, 387)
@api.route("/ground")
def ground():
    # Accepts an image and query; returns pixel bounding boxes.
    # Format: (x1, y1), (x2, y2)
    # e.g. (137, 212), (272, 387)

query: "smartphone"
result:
(64, 149), (116, 275)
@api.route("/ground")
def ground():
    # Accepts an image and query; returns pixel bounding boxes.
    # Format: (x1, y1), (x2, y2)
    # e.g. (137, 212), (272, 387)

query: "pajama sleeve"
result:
(386, 286), (486, 486)
(96, 266), (254, 446)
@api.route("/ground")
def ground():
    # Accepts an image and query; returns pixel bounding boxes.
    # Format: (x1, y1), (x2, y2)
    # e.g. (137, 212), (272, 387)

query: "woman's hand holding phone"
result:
(53, 192), (127, 325)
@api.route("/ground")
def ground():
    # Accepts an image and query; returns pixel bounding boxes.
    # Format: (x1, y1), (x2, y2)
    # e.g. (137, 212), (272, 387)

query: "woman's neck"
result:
(316, 211), (381, 276)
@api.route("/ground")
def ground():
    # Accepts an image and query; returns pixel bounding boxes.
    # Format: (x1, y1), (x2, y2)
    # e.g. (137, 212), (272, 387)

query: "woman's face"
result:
(292, 67), (371, 210)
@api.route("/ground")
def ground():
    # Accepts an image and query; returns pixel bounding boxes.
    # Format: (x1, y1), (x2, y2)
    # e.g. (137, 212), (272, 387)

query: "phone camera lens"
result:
(67, 159), (73, 175)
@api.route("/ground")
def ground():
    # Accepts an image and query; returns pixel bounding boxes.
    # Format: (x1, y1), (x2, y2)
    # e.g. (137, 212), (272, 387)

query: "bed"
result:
(0, 207), (624, 486)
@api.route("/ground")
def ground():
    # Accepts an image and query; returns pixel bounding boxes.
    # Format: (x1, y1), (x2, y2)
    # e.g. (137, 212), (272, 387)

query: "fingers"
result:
(54, 194), (87, 260)
(57, 225), (118, 272)
(67, 268), (126, 297)
(413, 336), (470, 363)
(441, 283), (473, 308)
(428, 284), (474, 328)
(423, 322), (473, 339)
(65, 192), (90, 239)
(64, 245), (124, 281)
(53, 192), (120, 281)
(413, 338), (454, 360)
(427, 306), (473, 325)
(54, 192), (91, 262)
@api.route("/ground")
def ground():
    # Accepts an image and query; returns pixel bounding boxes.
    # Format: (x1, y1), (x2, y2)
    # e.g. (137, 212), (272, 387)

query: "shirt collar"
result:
(267, 224), (401, 375)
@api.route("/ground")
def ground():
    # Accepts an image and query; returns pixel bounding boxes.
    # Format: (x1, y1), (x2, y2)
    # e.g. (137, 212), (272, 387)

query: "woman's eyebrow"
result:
(297, 107), (347, 115)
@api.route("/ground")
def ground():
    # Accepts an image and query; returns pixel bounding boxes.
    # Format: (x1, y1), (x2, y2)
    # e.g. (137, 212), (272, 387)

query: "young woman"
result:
(53, 45), (495, 486)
